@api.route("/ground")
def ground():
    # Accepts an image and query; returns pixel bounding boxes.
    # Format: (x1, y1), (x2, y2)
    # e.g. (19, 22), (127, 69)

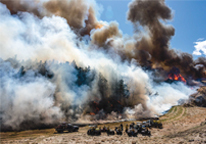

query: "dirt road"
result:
(1, 106), (206, 144)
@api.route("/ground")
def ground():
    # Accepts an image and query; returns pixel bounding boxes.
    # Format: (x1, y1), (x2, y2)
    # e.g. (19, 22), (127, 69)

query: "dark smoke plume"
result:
(127, 0), (206, 79)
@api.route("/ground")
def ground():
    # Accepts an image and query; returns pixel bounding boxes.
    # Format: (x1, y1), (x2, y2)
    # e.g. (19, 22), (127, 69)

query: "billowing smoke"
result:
(0, 0), (45, 16)
(91, 21), (122, 46)
(0, 0), (203, 131)
(125, 0), (206, 79)
(0, 0), (101, 36)
(0, 60), (63, 129)
(44, 0), (101, 36)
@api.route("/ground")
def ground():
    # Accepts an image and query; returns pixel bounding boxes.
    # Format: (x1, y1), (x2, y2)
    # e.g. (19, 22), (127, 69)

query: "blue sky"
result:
(96, 0), (206, 58)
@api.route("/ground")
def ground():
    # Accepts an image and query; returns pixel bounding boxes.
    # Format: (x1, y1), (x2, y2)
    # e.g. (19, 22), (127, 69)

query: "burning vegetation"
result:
(0, 0), (205, 131)
(167, 67), (187, 83)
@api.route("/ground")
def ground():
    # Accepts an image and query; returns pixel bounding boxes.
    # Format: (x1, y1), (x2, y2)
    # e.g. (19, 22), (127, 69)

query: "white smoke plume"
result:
(0, 59), (63, 129)
(0, 1), (197, 131)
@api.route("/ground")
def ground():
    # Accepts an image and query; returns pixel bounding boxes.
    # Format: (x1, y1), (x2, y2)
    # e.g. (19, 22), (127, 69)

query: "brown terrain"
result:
(1, 105), (206, 144)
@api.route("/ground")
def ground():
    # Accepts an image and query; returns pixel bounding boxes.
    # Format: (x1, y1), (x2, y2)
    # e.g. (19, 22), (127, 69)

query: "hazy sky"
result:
(96, 0), (206, 58)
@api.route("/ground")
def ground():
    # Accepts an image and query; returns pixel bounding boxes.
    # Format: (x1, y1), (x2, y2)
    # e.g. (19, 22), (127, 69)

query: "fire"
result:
(168, 73), (186, 83)
(95, 23), (104, 29)
(90, 112), (95, 116)
(89, 101), (99, 115)
(167, 67), (186, 83)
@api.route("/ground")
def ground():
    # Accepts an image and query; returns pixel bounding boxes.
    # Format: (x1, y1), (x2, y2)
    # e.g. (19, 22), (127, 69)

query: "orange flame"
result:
(168, 73), (186, 83)
(90, 112), (95, 115)
(95, 23), (104, 29)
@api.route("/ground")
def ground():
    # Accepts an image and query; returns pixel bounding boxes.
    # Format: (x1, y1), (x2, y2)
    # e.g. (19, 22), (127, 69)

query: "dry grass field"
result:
(1, 106), (206, 144)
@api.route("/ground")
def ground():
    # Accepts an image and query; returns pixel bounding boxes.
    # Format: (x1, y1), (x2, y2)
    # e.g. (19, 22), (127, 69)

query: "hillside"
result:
(185, 86), (206, 107)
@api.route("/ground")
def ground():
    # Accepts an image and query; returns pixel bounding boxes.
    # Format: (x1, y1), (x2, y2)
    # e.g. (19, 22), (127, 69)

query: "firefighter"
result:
(96, 127), (99, 131)
(92, 126), (95, 132)
(118, 126), (121, 132)
(120, 124), (123, 131)
(125, 124), (128, 132)
(131, 127), (135, 136)
(146, 127), (149, 132)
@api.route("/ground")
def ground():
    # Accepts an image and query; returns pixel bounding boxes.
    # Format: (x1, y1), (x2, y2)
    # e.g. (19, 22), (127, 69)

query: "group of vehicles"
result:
(86, 119), (163, 137)
(126, 122), (150, 137)
(55, 119), (163, 137)
(87, 125), (117, 136)
(55, 123), (79, 133)
(126, 119), (163, 137)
